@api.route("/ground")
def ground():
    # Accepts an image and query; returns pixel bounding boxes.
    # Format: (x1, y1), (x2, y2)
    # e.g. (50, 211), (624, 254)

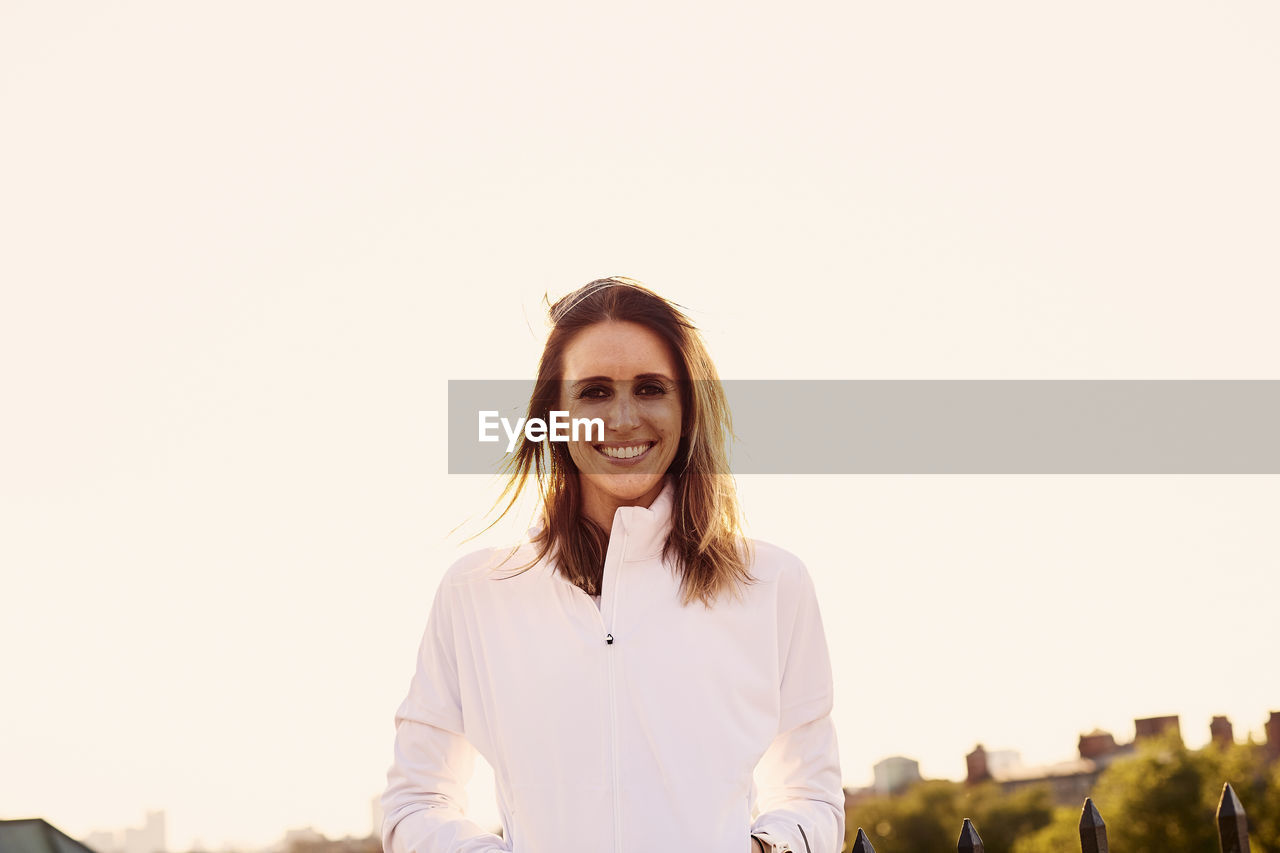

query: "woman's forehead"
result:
(560, 321), (678, 380)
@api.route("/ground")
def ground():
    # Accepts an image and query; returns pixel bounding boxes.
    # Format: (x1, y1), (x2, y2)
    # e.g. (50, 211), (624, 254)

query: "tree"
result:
(1013, 730), (1279, 853)
(845, 779), (1052, 853)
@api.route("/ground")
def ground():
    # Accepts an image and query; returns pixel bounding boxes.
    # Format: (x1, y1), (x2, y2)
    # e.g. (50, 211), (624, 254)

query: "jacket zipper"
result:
(603, 526), (627, 853)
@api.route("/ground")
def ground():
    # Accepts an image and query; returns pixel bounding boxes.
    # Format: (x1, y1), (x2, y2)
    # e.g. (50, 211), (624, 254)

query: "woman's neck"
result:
(580, 479), (668, 533)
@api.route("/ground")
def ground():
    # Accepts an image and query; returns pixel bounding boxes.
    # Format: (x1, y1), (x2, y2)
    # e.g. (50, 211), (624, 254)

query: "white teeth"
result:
(599, 442), (653, 459)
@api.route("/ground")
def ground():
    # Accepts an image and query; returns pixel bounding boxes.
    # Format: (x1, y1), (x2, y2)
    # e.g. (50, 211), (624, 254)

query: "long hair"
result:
(490, 276), (752, 607)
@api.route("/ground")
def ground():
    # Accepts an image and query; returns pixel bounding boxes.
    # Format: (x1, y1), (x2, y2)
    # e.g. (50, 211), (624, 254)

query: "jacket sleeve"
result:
(381, 573), (512, 853)
(749, 559), (846, 853)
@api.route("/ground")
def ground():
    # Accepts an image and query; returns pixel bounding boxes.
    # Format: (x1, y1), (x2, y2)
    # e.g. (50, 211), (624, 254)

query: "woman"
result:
(380, 278), (844, 853)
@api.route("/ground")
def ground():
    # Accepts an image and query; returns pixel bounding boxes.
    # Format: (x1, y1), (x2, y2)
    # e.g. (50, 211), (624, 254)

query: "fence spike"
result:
(1078, 797), (1109, 853)
(957, 818), (984, 853)
(851, 827), (876, 853)
(1216, 782), (1251, 853)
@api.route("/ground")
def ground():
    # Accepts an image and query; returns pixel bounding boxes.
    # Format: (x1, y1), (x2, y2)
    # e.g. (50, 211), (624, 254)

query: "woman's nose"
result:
(608, 392), (641, 430)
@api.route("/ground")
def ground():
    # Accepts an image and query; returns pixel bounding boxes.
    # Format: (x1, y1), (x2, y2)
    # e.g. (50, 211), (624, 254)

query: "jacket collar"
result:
(527, 476), (677, 570)
(607, 476), (675, 562)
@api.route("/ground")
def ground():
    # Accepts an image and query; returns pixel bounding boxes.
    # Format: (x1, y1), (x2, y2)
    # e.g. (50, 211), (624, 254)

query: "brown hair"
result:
(490, 276), (752, 607)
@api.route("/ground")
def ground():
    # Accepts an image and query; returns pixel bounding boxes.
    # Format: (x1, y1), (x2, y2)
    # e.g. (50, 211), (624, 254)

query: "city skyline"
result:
(37, 708), (1280, 853)
(3, 2), (1277, 851)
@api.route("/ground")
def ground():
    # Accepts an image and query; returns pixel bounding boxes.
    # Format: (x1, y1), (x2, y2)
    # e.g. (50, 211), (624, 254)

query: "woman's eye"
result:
(637, 382), (667, 396)
(578, 385), (609, 399)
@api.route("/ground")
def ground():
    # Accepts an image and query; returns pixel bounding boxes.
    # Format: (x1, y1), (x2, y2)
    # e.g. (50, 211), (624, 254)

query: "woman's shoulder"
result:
(742, 538), (826, 621)
(440, 541), (544, 587)
(743, 537), (811, 584)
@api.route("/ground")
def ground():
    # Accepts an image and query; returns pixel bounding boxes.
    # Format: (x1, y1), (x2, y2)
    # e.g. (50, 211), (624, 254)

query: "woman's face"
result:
(559, 320), (684, 525)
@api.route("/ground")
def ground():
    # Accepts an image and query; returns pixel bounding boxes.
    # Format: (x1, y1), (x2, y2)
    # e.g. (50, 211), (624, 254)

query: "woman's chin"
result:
(580, 471), (666, 505)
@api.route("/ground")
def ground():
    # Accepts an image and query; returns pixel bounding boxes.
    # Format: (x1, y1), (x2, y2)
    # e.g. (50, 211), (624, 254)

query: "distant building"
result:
(1133, 715), (1181, 745)
(369, 796), (383, 841)
(83, 833), (116, 852)
(966, 715), (1187, 806)
(984, 749), (1021, 778)
(854, 709), (1279, 814)
(965, 744), (991, 784)
(984, 752), (1110, 806)
(76, 811), (166, 853)
(871, 756), (922, 796)
(1076, 729), (1118, 759)
(1210, 716), (1235, 747)
(273, 830), (378, 853)
(275, 828), (324, 853)
(124, 814), (166, 853)
(1266, 711), (1280, 764)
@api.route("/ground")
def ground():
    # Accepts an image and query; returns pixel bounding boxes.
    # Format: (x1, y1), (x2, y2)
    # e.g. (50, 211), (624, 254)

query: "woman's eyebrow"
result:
(568, 376), (614, 390)
(569, 373), (675, 389)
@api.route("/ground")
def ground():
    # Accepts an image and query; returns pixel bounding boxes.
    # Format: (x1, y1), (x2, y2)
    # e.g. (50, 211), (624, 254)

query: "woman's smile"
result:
(594, 440), (657, 463)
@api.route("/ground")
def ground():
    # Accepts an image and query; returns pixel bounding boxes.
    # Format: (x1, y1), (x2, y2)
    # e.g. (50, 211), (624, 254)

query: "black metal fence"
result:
(849, 782), (1254, 853)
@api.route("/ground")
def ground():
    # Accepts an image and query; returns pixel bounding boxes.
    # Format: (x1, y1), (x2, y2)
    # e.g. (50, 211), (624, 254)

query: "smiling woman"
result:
(559, 320), (685, 532)
(490, 278), (752, 605)
(380, 277), (845, 853)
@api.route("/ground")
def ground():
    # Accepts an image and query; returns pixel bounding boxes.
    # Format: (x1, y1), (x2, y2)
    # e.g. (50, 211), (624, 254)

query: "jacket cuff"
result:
(750, 828), (793, 853)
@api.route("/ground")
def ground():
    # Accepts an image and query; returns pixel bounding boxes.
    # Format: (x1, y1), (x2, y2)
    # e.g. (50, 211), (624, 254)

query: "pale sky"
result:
(2, 2), (1278, 851)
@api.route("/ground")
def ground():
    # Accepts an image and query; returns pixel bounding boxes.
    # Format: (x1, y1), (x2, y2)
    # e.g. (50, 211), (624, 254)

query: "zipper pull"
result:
(605, 633), (614, 645)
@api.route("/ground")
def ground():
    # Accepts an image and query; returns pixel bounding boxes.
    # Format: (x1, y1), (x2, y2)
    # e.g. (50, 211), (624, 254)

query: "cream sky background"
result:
(2, 1), (1278, 850)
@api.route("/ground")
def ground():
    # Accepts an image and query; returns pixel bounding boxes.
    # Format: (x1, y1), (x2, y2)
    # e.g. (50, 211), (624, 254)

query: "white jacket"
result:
(381, 483), (845, 853)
